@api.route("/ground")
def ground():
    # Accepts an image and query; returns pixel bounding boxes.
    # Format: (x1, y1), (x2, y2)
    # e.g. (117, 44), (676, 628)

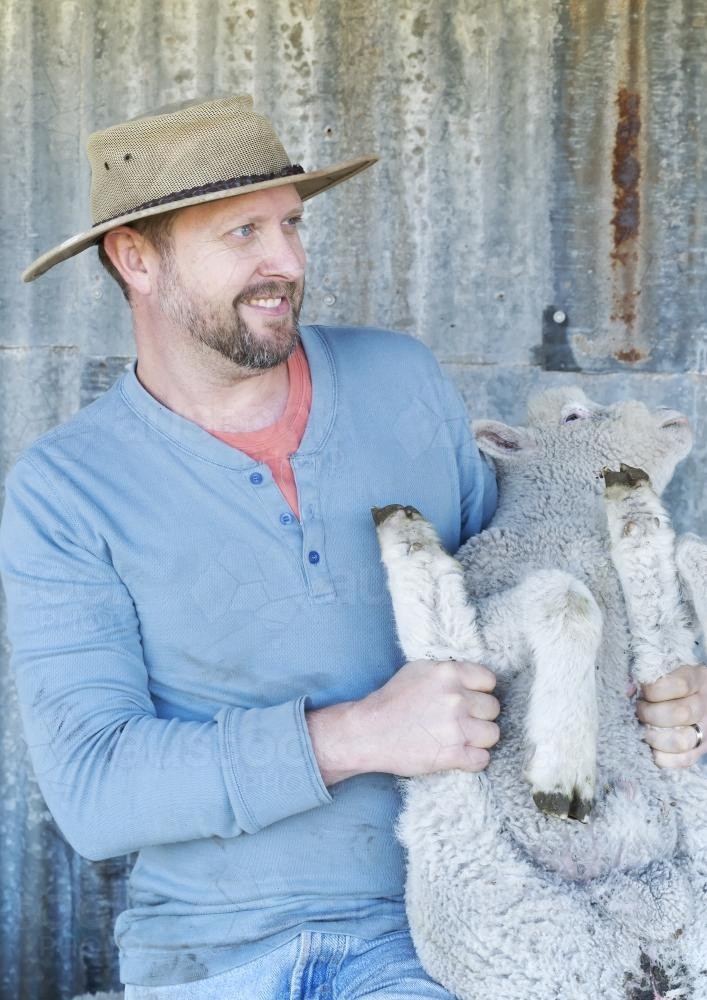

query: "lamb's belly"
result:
(491, 734), (680, 879)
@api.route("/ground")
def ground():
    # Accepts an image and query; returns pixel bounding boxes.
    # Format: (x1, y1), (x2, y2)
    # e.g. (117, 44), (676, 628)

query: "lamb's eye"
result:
(561, 404), (593, 424)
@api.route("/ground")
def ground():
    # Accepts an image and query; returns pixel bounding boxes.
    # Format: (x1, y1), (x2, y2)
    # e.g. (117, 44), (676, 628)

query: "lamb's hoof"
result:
(568, 794), (592, 823)
(625, 951), (686, 1000)
(371, 504), (421, 526)
(533, 789), (592, 823)
(601, 464), (650, 490)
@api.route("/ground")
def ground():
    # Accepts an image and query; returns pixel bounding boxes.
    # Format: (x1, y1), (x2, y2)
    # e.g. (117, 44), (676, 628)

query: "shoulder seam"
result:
(16, 454), (114, 567)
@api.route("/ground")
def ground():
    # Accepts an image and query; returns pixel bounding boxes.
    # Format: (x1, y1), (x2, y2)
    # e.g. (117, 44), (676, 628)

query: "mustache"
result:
(233, 280), (301, 306)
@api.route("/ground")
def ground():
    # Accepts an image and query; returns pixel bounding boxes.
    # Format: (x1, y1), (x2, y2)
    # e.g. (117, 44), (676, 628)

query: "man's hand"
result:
(637, 664), (707, 769)
(306, 659), (500, 787)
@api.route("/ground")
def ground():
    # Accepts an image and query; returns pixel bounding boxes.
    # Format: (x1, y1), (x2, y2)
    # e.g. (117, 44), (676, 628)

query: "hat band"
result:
(94, 163), (306, 227)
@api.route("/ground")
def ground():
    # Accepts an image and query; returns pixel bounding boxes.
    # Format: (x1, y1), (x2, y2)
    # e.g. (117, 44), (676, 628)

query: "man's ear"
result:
(472, 419), (535, 460)
(102, 227), (156, 297)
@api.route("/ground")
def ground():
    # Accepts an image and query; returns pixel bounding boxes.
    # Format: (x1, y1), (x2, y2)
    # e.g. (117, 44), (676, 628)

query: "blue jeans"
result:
(123, 930), (457, 999)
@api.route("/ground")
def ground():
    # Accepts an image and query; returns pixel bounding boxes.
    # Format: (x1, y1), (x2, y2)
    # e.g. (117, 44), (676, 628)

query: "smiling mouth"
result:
(247, 296), (283, 308)
(242, 296), (290, 315)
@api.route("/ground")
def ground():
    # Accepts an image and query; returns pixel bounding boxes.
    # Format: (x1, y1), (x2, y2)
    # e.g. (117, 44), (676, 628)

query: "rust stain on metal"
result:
(606, 0), (649, 361)
(611, 88), (642, 259)
(614, 347), (646, 363)
(610, 285), (640, 330)
(610, 84), (643, 350)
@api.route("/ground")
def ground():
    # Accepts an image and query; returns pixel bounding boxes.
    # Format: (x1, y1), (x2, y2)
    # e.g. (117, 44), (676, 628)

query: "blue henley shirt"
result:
(0, 325), (496, 986)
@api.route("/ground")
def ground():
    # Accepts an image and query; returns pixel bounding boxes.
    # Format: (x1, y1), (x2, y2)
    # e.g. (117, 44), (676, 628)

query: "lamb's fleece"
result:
(71, 993), (124, 999)
(374, 388), (707, 1000)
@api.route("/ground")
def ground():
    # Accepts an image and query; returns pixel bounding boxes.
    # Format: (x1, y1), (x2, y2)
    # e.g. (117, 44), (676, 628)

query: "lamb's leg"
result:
(373, 505), (601, 821)
(675, 532), (707, 642)
(371, 504), (484, 663)
(479, 570), (602, 820)
(603, 465), (697, 684)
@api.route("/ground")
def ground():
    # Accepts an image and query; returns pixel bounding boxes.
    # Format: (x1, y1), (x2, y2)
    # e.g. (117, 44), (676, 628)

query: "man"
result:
(1, 95), (705, 999)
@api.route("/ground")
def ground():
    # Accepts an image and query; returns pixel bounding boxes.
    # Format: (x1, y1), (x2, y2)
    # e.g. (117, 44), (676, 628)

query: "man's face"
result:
(155, 185), (307, 372)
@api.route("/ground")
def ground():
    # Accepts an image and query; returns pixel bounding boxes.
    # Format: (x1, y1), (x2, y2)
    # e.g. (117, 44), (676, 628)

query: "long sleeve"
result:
(0, 455), (331, 861)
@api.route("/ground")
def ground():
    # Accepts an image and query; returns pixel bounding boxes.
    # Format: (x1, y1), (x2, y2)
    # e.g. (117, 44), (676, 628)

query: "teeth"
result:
(248, 297), (282, 308)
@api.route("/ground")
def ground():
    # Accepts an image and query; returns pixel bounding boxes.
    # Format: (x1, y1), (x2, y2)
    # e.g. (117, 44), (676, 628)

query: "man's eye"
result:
(284, 215), (303, 229)
(232, 224), (254, 238)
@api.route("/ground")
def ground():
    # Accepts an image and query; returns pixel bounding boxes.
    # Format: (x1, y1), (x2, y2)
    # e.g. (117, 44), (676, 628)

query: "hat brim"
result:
(22, 154), (377, 282)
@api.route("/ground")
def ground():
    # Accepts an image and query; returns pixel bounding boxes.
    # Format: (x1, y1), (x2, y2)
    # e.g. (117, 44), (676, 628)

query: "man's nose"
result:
(255, 229), (306, 280)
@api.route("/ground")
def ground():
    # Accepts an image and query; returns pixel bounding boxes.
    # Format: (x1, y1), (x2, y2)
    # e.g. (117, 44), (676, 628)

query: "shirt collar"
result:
(117, 325), (336, 468)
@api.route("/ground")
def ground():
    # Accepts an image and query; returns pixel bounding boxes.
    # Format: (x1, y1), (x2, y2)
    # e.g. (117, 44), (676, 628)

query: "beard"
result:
(156, 250), (304, 372)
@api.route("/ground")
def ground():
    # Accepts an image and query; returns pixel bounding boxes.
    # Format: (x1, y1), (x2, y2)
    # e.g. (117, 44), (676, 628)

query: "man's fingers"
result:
(459, 746), (491, 772)
(641, 723), (702, 755)
(433, 745), (491, 773)
(636, 665), (707, 771)
(458, 716), (500, 749)
(456, 660), (497, 693)
(465, 690), (501, 721)
(416, 700), (500, 748)
(640, 664), (699, 702)
(650, 746), (702, 770)
(637, 691), (702, 729)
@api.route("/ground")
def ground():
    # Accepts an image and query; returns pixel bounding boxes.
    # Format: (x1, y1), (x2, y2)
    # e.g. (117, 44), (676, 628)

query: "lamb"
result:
(372, 386), (707, 1000)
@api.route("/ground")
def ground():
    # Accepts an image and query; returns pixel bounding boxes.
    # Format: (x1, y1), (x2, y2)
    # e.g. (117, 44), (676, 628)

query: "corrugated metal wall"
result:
(1, 1), (705, 996)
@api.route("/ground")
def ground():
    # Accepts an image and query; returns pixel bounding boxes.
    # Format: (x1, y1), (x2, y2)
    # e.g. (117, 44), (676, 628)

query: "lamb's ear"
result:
(472, 419), (536, 460)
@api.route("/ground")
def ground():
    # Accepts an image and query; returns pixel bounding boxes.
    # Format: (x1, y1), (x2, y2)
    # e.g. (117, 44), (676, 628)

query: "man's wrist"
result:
(305, 699), (374, 786)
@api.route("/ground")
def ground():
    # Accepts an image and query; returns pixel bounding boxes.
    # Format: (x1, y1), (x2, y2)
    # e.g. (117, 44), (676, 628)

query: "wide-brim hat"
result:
(22, 94), (377, 282)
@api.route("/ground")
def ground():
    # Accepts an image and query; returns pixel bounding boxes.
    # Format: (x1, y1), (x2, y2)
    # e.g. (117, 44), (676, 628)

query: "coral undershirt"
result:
(209, 344), (311, 519)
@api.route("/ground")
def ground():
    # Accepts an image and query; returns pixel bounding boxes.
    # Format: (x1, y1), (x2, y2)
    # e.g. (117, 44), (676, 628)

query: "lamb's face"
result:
(474, 388), (693, 497)
(589, 397), (692, 494)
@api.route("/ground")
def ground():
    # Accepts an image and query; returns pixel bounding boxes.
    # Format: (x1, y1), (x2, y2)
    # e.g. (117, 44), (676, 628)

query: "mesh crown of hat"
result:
(87, 95), (293, 225)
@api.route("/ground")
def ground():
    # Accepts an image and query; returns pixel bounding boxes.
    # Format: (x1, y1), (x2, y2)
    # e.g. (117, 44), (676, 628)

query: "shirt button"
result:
(249, 472), (264, 485)
(280, 512), (293, 525)
(308, 550), (320, 564)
